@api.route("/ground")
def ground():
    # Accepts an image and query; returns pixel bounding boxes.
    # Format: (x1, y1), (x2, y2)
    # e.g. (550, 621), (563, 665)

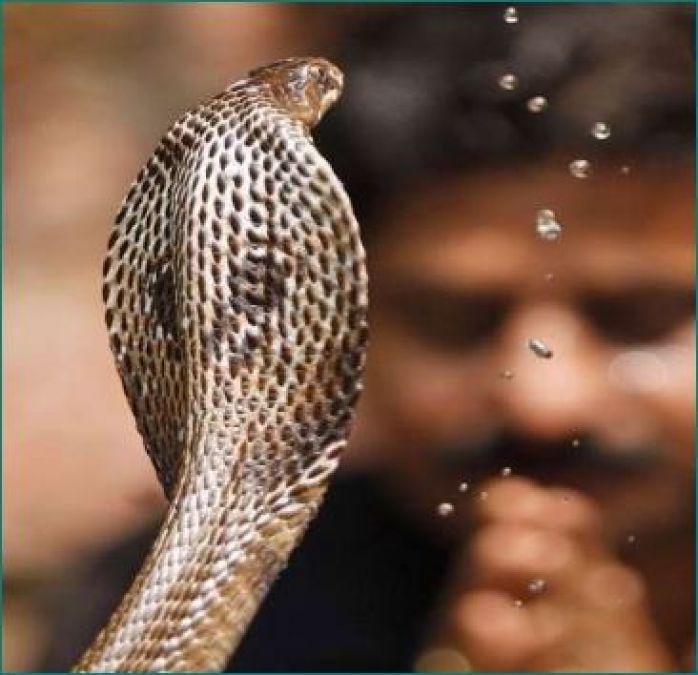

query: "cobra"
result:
(75, 57), (368, 672)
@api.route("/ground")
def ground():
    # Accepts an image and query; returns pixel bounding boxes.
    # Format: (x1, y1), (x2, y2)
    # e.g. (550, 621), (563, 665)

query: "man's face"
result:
(360, 162), (694, 543)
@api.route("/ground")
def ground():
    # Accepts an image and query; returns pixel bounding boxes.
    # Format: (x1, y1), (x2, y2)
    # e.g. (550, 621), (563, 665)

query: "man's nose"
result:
(493, 303), (602, 440)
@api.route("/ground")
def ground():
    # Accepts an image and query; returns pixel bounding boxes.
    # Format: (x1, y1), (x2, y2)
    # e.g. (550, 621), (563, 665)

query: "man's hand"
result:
(420, 478), (674, 672)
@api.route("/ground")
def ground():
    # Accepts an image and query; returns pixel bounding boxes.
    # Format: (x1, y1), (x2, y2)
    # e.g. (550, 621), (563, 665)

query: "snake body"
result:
(76, 58), (368, 672)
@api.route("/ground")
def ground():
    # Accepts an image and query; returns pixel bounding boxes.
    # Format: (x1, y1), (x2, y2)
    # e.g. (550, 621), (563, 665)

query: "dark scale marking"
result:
(250, 186), (266, 204)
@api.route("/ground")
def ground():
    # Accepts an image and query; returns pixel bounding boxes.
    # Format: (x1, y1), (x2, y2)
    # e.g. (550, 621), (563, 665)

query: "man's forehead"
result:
(372, 161), (693, 289)
(375, 160), (693, 243)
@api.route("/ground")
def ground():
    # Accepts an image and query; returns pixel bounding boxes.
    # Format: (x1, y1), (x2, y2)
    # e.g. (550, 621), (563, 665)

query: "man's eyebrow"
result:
(378, 276), (523, 294)
(577, 279), (695, 294)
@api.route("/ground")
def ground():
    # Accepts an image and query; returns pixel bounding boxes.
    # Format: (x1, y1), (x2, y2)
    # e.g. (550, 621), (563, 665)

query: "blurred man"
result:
(41, 5), (694, 672)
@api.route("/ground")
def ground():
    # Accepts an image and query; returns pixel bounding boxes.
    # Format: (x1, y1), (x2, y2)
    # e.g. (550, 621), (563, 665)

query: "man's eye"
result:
(382, 286), (513, 351)
(578, 284), (694, 344)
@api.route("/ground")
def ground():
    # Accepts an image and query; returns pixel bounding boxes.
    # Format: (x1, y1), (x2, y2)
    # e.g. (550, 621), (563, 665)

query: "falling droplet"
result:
(528, 338), (554, 359)
(627, 534), (636, 544)
(501, 466), (512, 477)
(513, 599), (524, 608)
(499, 369), (515, 380)
(526, 95), (548, 113)
(437, 502), (454, 517)
(620, 165), (631, 175)
(544, 272), (555, 282)
(503, 6), (519, 24)
(569, 159), (592, 179)
(528, 578), (547, 594)
(458, 481), (470, 493)
(498, 73), (518, 91)
(591, 121), (611, 140)
(535, 208), (563, 241)
(478, 490), (489, 501)
(571, 438), (581, 448)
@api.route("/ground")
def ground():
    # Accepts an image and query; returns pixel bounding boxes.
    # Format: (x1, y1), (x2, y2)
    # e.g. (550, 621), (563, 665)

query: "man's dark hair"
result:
(316, 4), (695, 228)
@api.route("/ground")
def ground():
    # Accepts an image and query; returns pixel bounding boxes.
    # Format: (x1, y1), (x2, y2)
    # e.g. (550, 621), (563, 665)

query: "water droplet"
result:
(437, 502), (454, 517)
(503, 6), (519, 24)
(569, 159), (592, 179)
(513, 598), (524, 608)
(458, 481), (470, 493)
(478, 490), (489, 501)
(526, 95), (548, 113)
(498, 73), (518, 91)
(620, 165), (631, 175)
(528, 338), (554, 359)
(535, 208), (563, 241)
(501, 466), (512, 477)
(544, 272), (555, 282)
(571, 438), (581, 448)
(627, 534), (636, 544)
(499, 369), (515, 380)
(591, 121), (611, 140)
(527, 578), (547, 594)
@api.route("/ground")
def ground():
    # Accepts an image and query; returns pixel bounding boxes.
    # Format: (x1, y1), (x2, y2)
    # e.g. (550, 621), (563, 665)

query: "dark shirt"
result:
(41, 473), (453, 672)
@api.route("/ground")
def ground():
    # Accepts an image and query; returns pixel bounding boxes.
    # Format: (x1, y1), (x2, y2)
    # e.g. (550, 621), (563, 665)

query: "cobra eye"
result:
(381, 283), (513, 351)
(578, 283), (694, 344)
(309, 65), (329, 90)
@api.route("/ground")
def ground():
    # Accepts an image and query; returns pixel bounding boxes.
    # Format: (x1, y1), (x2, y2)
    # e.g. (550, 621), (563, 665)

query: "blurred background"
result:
(3, 3), (695, 672)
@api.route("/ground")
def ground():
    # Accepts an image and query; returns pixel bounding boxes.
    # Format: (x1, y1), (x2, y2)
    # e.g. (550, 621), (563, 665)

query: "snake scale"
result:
(75, 58), (368, 672)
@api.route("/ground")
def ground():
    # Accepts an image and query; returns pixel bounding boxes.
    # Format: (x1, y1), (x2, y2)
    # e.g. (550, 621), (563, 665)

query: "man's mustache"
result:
(435, 429), (662, 484)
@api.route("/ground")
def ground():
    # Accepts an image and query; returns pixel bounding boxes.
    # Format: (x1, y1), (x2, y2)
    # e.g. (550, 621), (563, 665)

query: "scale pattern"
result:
(76, 58), (368, 672)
